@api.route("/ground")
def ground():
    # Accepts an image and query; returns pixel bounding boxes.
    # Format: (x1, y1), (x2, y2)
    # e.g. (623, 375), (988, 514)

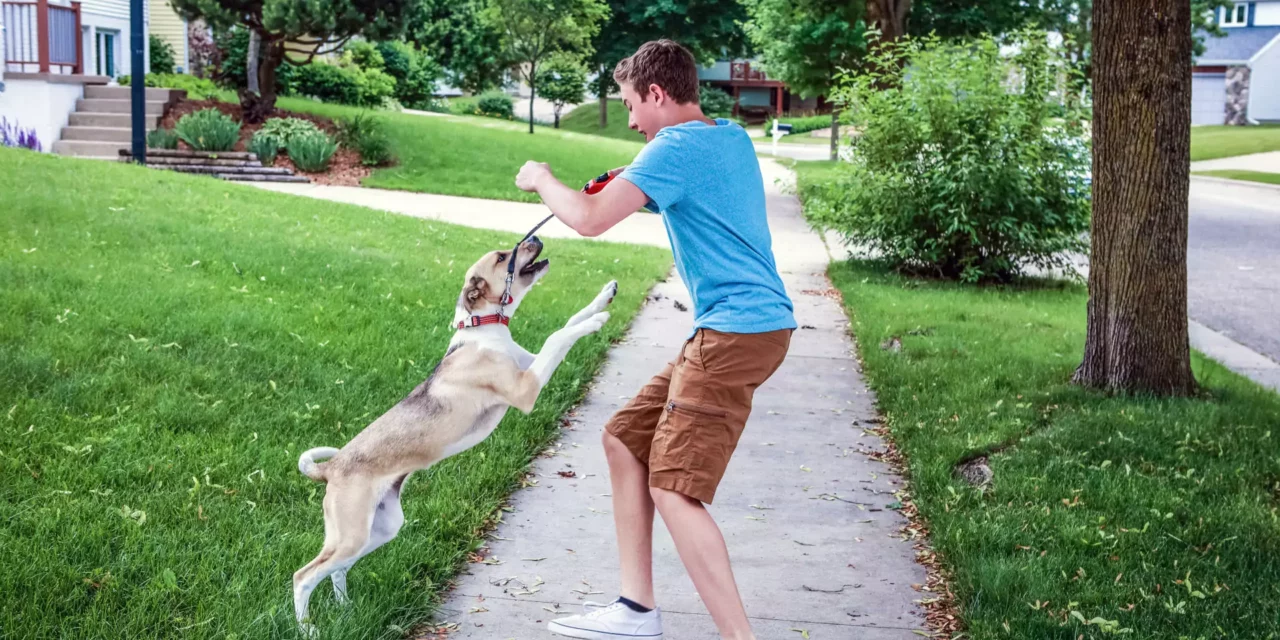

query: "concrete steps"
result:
(75, 98), (168, 114)
(69, 113), (161, 128)
(60, 127), (133, 142)
(84, 85), (177, 100)
(53, 87), (185, 158)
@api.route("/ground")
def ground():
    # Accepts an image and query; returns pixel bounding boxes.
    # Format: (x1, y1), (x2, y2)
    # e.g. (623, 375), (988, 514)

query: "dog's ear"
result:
(463, 276), (489, 310)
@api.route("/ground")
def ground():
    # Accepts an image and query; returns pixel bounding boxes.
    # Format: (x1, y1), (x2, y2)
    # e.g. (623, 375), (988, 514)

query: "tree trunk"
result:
(866, 0), (911, 45)
(1073, 0), (1196, 395)
(528, 64), (536, 134)
(829, 109), (839, 162)
(554, 107), (561, 128)
(599, 64), (608, 129)
(246, 30), (260, 95)
(240, 38), (282, 124)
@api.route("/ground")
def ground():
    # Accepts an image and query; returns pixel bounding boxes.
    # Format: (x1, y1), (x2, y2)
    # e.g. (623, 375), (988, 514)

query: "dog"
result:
(291, 236), (617, 632)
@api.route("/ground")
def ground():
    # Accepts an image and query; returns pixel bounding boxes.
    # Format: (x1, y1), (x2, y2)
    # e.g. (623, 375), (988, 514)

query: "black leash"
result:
(499, 213), (555, 316)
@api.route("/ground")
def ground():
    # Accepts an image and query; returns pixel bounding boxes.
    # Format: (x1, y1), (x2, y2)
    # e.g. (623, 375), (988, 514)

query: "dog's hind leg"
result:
(330, 474), (409, 606)
(294, 479), (378, 631)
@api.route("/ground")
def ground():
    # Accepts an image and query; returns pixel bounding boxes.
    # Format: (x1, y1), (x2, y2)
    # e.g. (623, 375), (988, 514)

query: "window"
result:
(96, 31), (117, 76)
(1221, 2), (1248, 26)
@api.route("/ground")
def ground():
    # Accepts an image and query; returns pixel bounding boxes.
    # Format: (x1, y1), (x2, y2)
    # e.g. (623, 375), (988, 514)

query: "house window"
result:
(96, 31), (117, 76)
(1221, 3), (1248, 26)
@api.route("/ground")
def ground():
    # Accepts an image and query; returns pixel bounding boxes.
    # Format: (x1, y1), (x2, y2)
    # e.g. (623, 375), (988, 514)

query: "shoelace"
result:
(580, 601), (625, 618)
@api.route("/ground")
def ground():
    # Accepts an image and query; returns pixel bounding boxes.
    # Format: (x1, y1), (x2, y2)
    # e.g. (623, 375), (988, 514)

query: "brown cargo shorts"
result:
(604, 327), (792, 504)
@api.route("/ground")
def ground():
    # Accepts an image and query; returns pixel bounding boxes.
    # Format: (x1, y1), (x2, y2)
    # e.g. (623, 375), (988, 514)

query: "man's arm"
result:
(515, 162), (649, 237)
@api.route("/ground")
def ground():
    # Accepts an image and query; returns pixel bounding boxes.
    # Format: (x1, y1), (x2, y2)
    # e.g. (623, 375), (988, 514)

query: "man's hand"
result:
(516, 161), (553, 193)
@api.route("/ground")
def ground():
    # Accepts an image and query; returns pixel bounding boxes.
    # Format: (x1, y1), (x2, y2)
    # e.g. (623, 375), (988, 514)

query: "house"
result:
(1, 0), (174, 156)
(1193, 0), (1280, 124)
(698, 59), (825, 123)
(149, 0), (188, 72)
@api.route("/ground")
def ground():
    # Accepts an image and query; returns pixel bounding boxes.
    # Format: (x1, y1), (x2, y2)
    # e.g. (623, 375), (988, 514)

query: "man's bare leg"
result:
(651, 487), (754, 640)
(603, 430), (657, 608)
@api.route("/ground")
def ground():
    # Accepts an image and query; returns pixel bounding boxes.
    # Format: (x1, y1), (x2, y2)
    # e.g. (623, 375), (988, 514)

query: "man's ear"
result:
(463, 276), (489, 310)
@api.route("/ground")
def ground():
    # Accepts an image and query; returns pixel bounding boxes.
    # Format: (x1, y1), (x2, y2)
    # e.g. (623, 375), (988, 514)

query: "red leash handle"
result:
(582, 167), (626, 194)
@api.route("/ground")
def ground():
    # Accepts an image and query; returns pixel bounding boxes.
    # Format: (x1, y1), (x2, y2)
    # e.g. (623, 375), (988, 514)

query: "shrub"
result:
(290, 60), (395, 108)
(0, 117), (41, 151)
(374, 40), (443, 109)
(147, 128), (180, 149)
(174, 108), (241, 151)
(150, 34), (176, 74)
(807, 30), (1091, 283)
(699, 84), (735, 119)
(212, 28), (294, 92)
(537, 53), (588, 127)
(121, 73), (221, 100)
(763, 114), (831, 134)
(336, 113), (394, 166)
(475, 90), (514, 119)
(248, 131), (280, 164)
(287, 132), (338, 172)
(257, 117), (322, 147)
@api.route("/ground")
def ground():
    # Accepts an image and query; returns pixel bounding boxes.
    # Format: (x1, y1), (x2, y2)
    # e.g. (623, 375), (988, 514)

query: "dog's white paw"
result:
(297, 622), (318, 638)
(599, 280), (618, 306)
(581, 311), (610, 333)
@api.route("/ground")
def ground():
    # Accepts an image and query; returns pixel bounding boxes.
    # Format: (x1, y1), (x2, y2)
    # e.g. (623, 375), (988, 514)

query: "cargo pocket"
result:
(653, 399), (731, 471)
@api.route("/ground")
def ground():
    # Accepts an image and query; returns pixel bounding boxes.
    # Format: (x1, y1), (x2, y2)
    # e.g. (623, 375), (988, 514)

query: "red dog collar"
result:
(457, 313), (511, 329)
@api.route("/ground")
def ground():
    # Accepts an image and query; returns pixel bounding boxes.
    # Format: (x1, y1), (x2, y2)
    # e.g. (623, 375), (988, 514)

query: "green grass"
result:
(1191, 125), (1280, 161)
(828, 261), (1280, 639)
(278, 98), (643, 202)
(561, 99), (645, 143)
(1194, 169), (1280, 185)
(0, 148), (671, 639)
(789, 159), (842, 187)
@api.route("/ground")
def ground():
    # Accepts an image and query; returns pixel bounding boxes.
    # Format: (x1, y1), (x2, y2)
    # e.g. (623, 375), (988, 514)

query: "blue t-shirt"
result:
(619, 118), (796, 337)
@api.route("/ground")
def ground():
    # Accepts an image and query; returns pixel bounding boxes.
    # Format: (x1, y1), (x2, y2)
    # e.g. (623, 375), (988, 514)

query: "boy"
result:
(514, 39), (795, 640)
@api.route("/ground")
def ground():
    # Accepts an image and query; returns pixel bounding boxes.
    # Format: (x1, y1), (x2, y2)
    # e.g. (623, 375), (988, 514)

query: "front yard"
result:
(0, 148), (671, 639)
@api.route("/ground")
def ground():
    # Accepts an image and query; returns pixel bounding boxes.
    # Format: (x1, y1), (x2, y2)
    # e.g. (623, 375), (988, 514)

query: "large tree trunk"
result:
(829, 109), (839, 162)
(866, 0), (911, 44)
(599, 64), (608, 129)
(1073, 0), (1196, 395)
(528, 63), (536, 134)
(239, 38), (282, 124)
(246, 30), (261, 94)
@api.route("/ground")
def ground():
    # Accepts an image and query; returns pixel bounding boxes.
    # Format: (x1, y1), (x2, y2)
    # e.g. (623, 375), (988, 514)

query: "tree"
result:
(908, 0), (1036, 39)
(171, 0), (412, 122)
(865, 0), (910, 45)
(537, 53), (588, 128)
(1073, 0), (1196, 395)
(150, 34), (177, 74)
(589, 0), (751, 129)
(484, 0), (608, 134)
(743, 0), (866, 160)
(409, 0), (507, 93)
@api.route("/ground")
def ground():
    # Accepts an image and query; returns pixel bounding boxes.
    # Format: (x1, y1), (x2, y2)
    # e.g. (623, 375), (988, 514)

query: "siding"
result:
(1256, 1), (1280, 26)
(1249, 35), (1280, 120)
(149, 0), (185, 67)
(79, 0), (129, 22)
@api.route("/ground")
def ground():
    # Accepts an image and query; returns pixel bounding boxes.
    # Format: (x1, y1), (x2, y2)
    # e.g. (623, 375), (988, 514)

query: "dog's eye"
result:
(496, 253), (508, 264)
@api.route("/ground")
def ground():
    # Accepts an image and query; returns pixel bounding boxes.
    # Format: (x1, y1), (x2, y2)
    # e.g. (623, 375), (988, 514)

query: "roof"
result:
(1196, 26), (1280, 64)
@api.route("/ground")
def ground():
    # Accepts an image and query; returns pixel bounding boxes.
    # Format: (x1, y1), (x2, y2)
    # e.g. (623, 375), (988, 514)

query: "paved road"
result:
(1188, 178), (1280, 364)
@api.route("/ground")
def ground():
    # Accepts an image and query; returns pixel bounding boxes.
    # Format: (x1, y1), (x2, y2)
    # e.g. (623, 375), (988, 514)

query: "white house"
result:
(1193, 0), (1280, 124)
(1, 0), (151, 152)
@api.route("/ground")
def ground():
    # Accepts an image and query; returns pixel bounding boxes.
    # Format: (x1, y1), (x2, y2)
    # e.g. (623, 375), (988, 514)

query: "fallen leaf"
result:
(789, 628), (810, 639)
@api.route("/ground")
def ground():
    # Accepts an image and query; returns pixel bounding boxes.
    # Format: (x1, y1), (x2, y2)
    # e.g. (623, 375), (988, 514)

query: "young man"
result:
(514, 39), (795, 640)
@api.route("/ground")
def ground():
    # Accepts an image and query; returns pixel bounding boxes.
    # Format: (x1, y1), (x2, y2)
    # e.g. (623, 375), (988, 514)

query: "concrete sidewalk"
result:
(430, 159), (927, 639)
(1190, 151), (1280, 173)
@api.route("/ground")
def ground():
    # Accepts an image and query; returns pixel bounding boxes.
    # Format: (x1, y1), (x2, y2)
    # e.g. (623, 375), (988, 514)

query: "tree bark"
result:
(599, 64), (608, 129)
(246, 30), (261, 95)
(829, 109), (839, 162)
(1073, 0), (1196, 395)
(528, 64), (536, 134)
(866, 0), (911, 44)
(240, 38), (282, 124)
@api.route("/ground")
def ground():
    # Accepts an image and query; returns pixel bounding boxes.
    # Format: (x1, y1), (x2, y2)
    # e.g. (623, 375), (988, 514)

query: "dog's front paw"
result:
(297, 622), (318, 638)
(579, 311), (610, 334)
(599, 280), (618, 306)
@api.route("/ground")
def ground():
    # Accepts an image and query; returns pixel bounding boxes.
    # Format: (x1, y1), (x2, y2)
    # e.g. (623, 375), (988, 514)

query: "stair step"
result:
(53, 139), (130, 156)
(220, 173), (311, 183)
(84, 85), (182, 100)
(69, 112), (162, 128)
(156, 164), (292, 175)
(76, 98), (169, 114)
(60, 126), (138, 142)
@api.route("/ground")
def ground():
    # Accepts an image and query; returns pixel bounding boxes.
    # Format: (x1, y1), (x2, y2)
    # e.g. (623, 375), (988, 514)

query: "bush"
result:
(257, 117), (322, 147)
(248, 131), (280, 164)
(336, 113), (395, 166)
(807, 30), (1091, 283)
(121, 73), (221, 100)
(764, 114), (831, 135)
(699, 84), (735, 119)
(174, 108), (241, 151)
(150, 35), (176, 74)
(290, 60), (395, 108)
(287, 132), (338, 172)
(147, 128), (179, 149)
(375, 40), (443, 110)
(475, 90), (514, 119)
(212, 28), (294, 93)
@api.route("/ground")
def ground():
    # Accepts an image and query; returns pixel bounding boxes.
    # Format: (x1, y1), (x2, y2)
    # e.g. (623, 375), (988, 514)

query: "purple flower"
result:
(0, 117), (42, 152)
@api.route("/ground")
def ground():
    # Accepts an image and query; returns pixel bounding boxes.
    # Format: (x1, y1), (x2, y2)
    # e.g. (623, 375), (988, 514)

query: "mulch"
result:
(159, 98), (373, 187)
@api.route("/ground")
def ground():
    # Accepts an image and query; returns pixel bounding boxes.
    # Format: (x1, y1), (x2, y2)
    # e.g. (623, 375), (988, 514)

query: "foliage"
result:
(146, 128), (180, 149)
(209, 28), (293, 93)
(475, 90), (515, 118)
(536, 53), (589, 127)
(408, 0), (507, 93)
(764, 114), (831, 135)
(807, 31), (1091, 283)
(374, 40), (444, 109)
(742, 0), (866, 101)
(484, 0), (608, 133)
(286, 131), (339, 171)
(149, 34), (177, 74)
(0, 118), (41, 151)
(290, 59), (396, 108)
(908, 0), (1040, 39)
(121, 73), (222, 100)
(173, 108), (241, 151)
(336, 113), (396, 166)
(699, 85), (735, 119)
(257, 117), (321, 147)
(248, 130), (280, 164)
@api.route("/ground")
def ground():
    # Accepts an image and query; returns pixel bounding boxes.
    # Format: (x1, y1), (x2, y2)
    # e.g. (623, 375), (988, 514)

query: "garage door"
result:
(1191, 73), (1226, 125)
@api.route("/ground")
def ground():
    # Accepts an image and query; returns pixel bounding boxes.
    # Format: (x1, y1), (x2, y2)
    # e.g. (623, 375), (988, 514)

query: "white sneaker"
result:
(547, 600), (663, 639)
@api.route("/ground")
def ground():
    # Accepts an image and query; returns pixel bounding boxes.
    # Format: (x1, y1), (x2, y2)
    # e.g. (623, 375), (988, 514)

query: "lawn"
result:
(1194, 169), (1280, 185)
(829, 261), (1280, 639)
(278, 98), (644, 202)
(1190, 125), (1280, 161)
(561, 99), (643, 143)
(0, 148), (671, 639)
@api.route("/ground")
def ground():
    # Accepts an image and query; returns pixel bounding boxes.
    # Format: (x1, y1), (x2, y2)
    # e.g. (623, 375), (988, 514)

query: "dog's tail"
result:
(298, 447), (340, 482)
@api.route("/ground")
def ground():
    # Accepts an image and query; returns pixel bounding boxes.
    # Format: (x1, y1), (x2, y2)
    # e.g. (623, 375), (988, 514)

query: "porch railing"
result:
(2, 0), (83, 74)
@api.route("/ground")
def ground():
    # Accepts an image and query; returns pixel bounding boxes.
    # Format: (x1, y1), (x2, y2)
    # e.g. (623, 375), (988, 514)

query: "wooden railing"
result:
(2, 0), (82, 74)
(731, 61), (769, 83)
